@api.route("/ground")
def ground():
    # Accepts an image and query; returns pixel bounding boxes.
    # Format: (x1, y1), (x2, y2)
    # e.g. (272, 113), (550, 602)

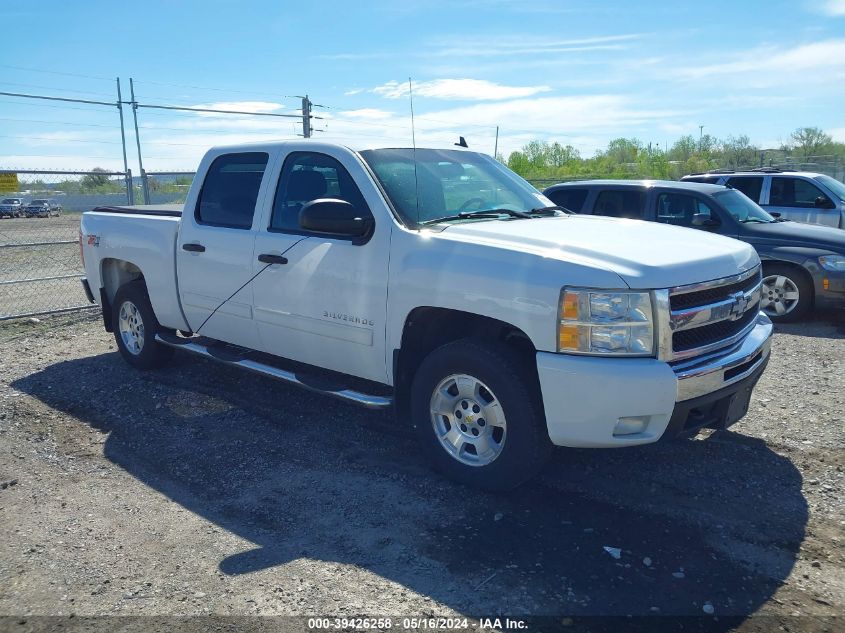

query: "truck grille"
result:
(668, 266), (762, 360)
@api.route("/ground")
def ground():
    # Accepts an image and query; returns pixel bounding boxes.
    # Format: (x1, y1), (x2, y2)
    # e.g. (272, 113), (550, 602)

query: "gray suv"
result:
(0, 197), (24, 218)
(681, 169), (845, 229)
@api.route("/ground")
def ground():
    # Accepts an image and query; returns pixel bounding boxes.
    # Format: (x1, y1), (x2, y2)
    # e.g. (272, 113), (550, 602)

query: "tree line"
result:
(504, 126), (845, 182)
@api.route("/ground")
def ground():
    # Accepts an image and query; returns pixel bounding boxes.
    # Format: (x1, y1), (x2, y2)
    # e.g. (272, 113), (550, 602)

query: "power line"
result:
(0, 91), (116, 108)
(132, 77), (303, 102)
(0, 117), (118, 129)
(0, 81), (115, 99)
(0, 134), (122, 145)
(0, 64), (114, 82)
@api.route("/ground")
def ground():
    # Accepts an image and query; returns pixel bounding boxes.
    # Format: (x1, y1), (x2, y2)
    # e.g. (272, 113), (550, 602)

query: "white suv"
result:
(681, 169), (845, 229)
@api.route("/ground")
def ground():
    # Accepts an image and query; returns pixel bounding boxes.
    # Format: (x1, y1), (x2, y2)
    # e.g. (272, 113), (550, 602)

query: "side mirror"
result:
(299, 199), (373, 239)
(691, 213), (720, 228)
(814, 196), (835, 209)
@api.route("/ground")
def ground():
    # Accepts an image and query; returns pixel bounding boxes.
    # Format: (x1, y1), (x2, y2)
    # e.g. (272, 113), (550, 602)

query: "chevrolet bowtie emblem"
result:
(728, 292), (750, 321)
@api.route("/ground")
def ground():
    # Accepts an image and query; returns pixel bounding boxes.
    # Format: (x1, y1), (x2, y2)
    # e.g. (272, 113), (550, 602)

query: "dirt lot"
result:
(0, 311), (842, 631)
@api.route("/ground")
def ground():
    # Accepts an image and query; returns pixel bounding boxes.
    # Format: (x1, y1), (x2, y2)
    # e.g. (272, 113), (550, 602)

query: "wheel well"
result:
(762, 260), (814, 303)
(100, 259), (145, 332)
(393, 307), (538, 422)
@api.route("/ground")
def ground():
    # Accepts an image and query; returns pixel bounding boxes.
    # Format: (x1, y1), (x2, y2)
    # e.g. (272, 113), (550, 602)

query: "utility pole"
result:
(129, 78), (149, 204)
(301, 95), (312, 139)
(116, 78), (134, 205)
(699, 125), (704, 152)
(494, 126), (499, 159)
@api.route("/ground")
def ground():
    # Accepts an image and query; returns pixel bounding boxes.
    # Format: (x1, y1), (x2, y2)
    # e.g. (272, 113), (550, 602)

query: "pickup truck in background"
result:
(79, 141), (773, 490)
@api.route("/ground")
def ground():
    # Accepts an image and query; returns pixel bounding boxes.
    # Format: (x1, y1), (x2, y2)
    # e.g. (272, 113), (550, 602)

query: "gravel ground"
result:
(0, 311), (842, 631)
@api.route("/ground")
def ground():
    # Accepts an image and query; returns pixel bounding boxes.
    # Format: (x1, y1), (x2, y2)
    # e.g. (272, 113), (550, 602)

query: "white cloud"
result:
(188, 101), (288, 115)
(677, 39), (845, 79)
(828, 127), (845, 142)
(431, 33), (643, 58)
(814, 0), (845, 15)
(373, 78), (552, 101)
(336, 108), (395, 119)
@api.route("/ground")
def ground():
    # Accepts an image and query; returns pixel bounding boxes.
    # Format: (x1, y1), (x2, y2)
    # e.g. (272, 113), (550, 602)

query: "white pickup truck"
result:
(79, 141), (773, 489)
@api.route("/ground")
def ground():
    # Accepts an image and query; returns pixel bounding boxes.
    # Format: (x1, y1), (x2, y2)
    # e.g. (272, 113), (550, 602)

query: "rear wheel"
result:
(410, 339), (552, 490)
(760, 264), (812, 322)
(112, 281), (174, 369)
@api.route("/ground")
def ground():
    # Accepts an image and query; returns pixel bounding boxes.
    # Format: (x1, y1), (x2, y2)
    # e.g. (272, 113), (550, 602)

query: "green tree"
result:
(721, 135), (758, 169)
(80, 168), (111, 191)
(786, 127), (833, 158)
(668, 135), (697, 162)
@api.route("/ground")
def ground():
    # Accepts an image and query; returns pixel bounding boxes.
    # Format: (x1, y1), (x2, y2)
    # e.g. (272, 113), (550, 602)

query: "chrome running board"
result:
(154, 333), (393, 410)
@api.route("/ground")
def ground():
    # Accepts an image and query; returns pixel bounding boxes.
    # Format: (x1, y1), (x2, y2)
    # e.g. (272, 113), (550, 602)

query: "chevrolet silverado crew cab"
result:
(79, 141), (773, 490)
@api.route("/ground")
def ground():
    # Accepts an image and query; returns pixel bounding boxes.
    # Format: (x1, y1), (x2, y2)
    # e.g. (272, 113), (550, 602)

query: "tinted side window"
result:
(196, 152), (268, 228)
(592, 190), (645, 219)
(683, 176), (721, 184)
(656, 193), (715, 228)
(546, 188), (588, 212)
(195, 152), (268, 229)
(769, 177), (828, 207)
(271, 152), (369, 232)
(726, 176), (763, 202)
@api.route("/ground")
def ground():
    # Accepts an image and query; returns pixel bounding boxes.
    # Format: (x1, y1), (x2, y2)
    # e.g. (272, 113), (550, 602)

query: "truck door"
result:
(250, 149), (391, 383)
(176, 151), (273, 349)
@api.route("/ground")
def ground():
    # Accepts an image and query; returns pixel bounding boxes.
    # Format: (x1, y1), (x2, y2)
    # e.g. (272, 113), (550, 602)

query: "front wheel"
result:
(112, 281), (174, 369)
(760, 264), (812, 322)
(410, 339), (552, 491)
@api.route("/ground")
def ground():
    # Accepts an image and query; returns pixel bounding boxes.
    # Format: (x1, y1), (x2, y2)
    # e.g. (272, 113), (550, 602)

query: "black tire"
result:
(761, 263), (813, 322)
(111, 281), (174, 369)
(410, 339), (552, 491)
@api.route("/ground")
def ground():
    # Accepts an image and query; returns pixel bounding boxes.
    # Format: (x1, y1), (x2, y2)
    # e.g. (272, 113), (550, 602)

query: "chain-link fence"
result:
(144, 171), (195, 206)
(0, 169), (131, 320)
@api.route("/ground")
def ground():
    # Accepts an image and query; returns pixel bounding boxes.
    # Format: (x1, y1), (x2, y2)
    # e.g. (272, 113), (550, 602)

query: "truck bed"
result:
(81, 204), (188, 332)
(92, 204), (183, 217)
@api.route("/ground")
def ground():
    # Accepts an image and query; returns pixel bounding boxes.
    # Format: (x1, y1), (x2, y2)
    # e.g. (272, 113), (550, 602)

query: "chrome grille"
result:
(667, 266), (762, 360)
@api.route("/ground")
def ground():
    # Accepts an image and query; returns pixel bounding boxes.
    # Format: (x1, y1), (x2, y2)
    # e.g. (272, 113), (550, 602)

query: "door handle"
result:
(258, 253), (288, 265)
(182, 243), (205, 252)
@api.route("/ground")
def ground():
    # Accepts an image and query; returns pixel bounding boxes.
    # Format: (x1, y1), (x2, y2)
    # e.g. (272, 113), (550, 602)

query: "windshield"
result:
(1, 199), (20, 204)
(714, 189), (775, 223)
(359, 148), (552, 226)
(814, 175), (845, 202)
(31, 200), (48, 205)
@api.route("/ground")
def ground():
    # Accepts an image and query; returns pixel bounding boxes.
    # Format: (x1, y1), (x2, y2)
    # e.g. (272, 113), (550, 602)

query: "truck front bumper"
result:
(536, 313), (773, 447)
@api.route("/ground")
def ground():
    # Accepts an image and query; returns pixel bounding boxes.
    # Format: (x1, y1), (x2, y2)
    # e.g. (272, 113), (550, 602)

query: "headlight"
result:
(819, 255), (845, 272)
(558, 289), (654, 356)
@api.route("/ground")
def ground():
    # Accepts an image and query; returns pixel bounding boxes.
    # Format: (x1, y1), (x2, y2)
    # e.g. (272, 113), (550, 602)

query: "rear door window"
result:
(769, 177), (830, 208)
(546, 188), (588, 213)
(196, 152), (269, 228)
(656, 192), (715, 228)
(591, 190), (645, 219)
(726, 176), (763, 202)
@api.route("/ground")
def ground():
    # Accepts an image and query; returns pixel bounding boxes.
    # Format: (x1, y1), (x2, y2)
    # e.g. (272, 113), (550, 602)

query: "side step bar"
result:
(154, 334), (393, 410)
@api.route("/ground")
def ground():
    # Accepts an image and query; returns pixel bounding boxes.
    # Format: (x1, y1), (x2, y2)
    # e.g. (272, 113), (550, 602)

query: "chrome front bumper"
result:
(673, 312), (773, 402)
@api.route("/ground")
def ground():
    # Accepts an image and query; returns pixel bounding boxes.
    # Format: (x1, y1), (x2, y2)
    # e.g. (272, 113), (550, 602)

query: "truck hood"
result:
(441, 215), (759, 289)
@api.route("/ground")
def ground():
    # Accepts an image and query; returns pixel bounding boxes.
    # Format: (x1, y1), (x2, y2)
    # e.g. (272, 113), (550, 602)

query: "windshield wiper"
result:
(529, 205), (572, 216)
(419, 208), (531, 226)
(740, 218), (770, 223)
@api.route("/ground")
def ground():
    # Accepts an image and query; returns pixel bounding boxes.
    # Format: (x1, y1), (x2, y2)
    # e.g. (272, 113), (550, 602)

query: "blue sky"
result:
(1, 0), (844, 171)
